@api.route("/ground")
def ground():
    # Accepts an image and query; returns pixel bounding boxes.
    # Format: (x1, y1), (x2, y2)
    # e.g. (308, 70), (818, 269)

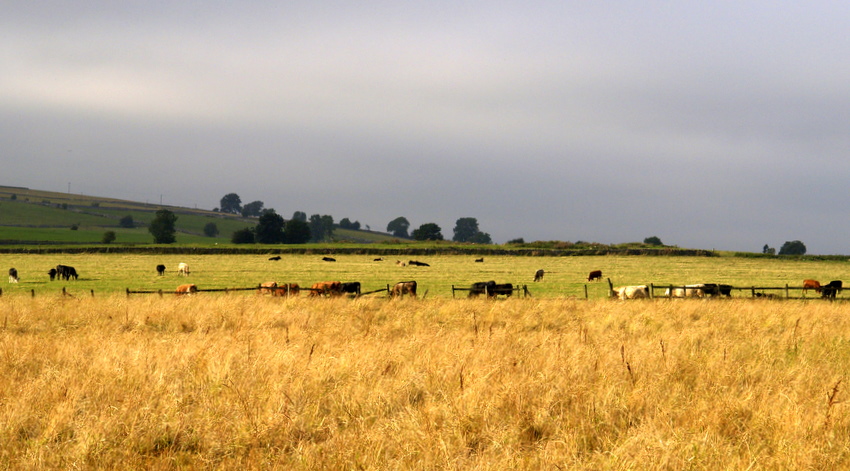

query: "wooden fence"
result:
(451, 284), (531, 298)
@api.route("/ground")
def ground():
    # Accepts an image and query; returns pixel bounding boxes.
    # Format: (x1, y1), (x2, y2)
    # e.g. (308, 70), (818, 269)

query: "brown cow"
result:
(802, 279), (821, 295)
(175, 284), (198, 295)
(274, 283), (300, 297)
(259, 281), (278, 295)
(391, 281), (417, 298)
(533, 269), (544, 282)
(587, 270), (602, 282)
(309, 281), (342, 297)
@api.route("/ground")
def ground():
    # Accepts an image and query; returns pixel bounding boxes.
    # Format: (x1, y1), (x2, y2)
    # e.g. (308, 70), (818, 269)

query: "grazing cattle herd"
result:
(3, 258), (849, 301)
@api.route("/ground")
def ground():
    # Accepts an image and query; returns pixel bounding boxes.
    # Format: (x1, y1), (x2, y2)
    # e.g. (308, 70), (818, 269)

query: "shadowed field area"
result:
(1, 296), (849, 468)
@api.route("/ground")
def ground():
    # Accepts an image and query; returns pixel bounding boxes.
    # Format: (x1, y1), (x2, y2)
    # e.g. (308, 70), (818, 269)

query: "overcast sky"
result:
(3, 2), (850, 253)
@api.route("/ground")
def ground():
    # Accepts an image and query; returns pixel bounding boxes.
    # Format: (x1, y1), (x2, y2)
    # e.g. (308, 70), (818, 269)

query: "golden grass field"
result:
(1, 294), (850, 468)
(2, 254), (850, 468)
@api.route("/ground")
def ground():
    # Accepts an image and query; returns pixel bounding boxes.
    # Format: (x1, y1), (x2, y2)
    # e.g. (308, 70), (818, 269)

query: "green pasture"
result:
(1, 253), (848, 299)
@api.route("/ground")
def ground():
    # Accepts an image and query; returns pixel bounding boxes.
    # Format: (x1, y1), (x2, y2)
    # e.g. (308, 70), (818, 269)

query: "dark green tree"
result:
(102, 231), (116, 244)
(453, 217), (483, 242)
(203, 222), (219, 237)
(468, 231), (493, 244)
(643, 236), (663, 246)
(231, 228), (255, 244)
(241, 200), (265, 218)
(339, 218), (353, 229)
(779, 240), (806, 255)
(255, 210), (285, 243)
(387, 217), (410, 238)
(219, 193), (242, 214)
(119, 215), (135, 228)
(412, 223), (444, 241)
(309, 214), (335, 242)
(148, 209), (178, 244)
(292, 211), (307, 222)
(283, 219), (311, 244)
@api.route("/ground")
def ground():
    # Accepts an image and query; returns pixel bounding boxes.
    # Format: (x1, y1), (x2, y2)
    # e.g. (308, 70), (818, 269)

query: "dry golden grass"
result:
(2, 295), (850, 469)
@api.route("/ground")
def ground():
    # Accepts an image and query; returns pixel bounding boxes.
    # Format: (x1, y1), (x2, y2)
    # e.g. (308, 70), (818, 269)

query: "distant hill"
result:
(0, 185), (398, 245)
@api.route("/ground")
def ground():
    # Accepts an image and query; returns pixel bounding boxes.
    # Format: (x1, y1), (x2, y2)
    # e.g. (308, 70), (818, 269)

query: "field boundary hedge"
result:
(0, 246), (716, 256)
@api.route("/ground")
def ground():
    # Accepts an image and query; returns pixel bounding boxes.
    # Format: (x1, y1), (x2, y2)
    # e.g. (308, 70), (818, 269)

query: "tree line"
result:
(141, 192), (497, 245)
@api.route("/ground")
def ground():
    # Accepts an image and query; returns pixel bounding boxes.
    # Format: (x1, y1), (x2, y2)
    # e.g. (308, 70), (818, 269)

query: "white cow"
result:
(664, 285), (705, 298)
(613, 285), (649, 300)
(177, 263), (190, 276)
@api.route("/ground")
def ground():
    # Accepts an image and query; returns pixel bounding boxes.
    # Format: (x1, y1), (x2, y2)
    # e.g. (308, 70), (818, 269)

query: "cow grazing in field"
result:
(177, 263), (190, 276)
(56, 265), (78, 280)
(408, 260), (430, 267)
(260, 281), (300, 296)
(665, 285), (705, 298)
(8, 268), (18, 283)
(534, 269), (545, 282)
(373, 257), (383, 261)
(48, 268), (57, 281)
(274, 283), (300, 297)
(468, 281), (497, 298)
(175, 284), (198, 295)
(268, 256), (281, 261)
(309, 281), (343, 297)
(475, 258), (484, 263)
(259, 281), (278, 295)
(803, 279), (821, 295)
(156, 264), (166, 276)
(391, 281), (417, 298)
(341, 282), (362, 296)
(322, 257), (336, 262)
(587, 270), (603, 282)
(492, 283), (514, 297)
(396, 260), (406, 267)
(822, 280), (843, 299)
(613, 285), (649, 300)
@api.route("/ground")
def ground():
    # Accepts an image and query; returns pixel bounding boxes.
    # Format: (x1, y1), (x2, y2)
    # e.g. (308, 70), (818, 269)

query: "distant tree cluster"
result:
(339, 218), (361, 230)
(778, 240), (806, 255)
(643, 236), (663, 246)
(452, 217), (492, 244)
(231, 210), (312, 244)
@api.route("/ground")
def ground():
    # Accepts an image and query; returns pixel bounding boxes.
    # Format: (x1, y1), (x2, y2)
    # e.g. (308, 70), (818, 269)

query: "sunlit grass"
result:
(0, 296), (849, 468)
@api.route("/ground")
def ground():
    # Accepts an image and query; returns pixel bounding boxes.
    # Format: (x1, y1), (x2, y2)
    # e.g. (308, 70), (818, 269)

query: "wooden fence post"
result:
(584, 285), (588, 299)
(90, 289), (95, 297)
(31, 289), (35, 298)
(126, 288), (130, 298)
(649, 283), (655, 299)
(785, 284), (789, 299)
(607, 278), (614, 298)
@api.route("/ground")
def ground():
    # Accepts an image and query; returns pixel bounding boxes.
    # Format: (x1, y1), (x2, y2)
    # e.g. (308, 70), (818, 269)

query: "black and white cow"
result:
(8, 268), (18, 283)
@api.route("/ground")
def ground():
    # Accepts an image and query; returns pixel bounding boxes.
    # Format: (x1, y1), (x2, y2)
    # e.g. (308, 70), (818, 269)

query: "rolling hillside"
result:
(0, 185), (397, 245)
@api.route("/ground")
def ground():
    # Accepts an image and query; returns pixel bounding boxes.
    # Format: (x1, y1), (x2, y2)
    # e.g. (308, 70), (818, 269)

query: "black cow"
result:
(822, 280), (843, 299)
(322, 257), (336, 262)
(48, 268), (57, 281)
(156, 264), (166, 276)
(469, 281), (497, 298)
(8, 268), (18, 283)
(56, 265), (78, 280)
(268, 256), (281, 261)
(474, 258), (484, 263)
(698, 283), (733, 297)
(534, 269), (544, 282)
(408, 260), (430, 267)
(587, 270), (603, 282)
(341, 282), (361, 296)
(492, 283), (514, 297)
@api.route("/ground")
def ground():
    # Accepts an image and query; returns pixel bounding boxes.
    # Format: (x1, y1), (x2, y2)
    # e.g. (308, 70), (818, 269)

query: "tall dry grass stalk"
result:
(1, 295), (849, 469)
